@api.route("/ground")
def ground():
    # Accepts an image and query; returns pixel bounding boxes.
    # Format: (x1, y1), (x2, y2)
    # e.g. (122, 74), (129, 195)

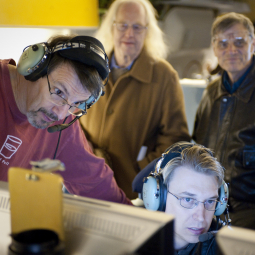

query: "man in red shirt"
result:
(0, 35), (131, 205)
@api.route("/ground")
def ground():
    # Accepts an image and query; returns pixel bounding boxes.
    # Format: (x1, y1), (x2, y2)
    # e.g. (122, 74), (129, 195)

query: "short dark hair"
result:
(211, 12), (254, 39)
(47, 35), (103, 98)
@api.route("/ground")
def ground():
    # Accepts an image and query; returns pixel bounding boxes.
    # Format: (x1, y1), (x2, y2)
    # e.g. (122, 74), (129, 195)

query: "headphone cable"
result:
(53, 117), (67, 159)
(216, 216), (220, 230)
(205, 238), (216, 255)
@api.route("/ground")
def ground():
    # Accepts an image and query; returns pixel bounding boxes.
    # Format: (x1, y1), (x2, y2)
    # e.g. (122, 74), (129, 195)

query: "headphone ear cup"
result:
(142, 176), (160, 211)
(157, 174), (167, 211)
(17, 43), (51, 81)
(142, 174), (167, 211)
(214, 181), (229, 216)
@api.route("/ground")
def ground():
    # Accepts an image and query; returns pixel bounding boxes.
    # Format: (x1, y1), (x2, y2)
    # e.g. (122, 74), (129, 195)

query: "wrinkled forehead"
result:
(116, 1), (147, 23)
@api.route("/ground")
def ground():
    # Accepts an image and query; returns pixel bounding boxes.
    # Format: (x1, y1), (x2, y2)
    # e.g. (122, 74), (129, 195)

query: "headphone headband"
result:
(54, 36), (109, 80)
(52, 41), (107, 61)
(17, 36), (110, 81)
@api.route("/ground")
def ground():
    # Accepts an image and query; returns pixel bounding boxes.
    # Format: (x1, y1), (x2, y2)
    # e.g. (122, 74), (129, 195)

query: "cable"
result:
(53, 117), (67, 159)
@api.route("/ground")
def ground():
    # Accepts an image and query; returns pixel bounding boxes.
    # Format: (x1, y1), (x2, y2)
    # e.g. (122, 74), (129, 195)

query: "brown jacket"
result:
(80, 48), (190, 199)
(193, 59), (255, 206)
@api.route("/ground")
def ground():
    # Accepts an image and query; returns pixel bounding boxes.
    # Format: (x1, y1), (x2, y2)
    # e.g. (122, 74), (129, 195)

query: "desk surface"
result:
(0, 181), (174, 255)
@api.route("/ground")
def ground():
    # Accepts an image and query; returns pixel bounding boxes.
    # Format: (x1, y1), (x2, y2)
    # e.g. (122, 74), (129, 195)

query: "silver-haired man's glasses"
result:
(47, 73), (87, 117)
(168, 191), (222, 211)
(113, 22), (147, 34)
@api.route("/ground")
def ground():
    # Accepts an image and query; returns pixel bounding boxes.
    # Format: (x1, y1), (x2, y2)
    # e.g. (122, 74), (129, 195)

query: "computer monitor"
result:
(216, 226), (255, 255)
(0, 181), (174, 255)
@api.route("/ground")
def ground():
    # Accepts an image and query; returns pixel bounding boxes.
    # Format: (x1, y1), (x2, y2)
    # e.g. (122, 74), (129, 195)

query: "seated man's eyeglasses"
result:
(47, 73), (87, 117)
(168, 191), (222, 211)
(213, 32), (253, 50)
(113, 22), (147, 34)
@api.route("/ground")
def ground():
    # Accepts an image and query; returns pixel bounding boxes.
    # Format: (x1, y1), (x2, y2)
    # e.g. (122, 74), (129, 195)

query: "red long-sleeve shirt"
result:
(0, 59), (131, 205)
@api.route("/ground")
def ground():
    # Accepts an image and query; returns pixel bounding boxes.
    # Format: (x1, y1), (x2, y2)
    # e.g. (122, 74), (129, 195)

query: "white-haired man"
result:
(80, 0), (190, 199)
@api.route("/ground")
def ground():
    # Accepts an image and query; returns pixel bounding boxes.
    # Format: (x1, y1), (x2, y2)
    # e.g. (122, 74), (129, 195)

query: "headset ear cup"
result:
(214, 181), (229, 216)
(142, 173), (167, 211)
(17, 43), (51, 81)
(141, 142), (195, 212)
(142, 175), (160, 211)
(24, 56), (51, 81)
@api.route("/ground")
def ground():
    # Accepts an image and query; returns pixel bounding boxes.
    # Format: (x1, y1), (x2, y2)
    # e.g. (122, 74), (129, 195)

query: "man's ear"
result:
(212, 41), (218, 58)
(251, 37), (255, 53)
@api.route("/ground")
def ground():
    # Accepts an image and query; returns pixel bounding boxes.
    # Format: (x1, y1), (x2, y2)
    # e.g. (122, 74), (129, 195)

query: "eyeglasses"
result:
(46, 73), (87, 117)
(113, 22), (147, 34)
(168, 191), (222, 211)
(213, 32), (253, 50)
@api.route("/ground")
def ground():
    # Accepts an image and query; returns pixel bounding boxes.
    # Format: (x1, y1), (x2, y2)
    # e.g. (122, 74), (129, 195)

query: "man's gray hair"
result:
(95, 0), (168, 60)
(162, 144), (224, 190)
(211, 12), (254, 39)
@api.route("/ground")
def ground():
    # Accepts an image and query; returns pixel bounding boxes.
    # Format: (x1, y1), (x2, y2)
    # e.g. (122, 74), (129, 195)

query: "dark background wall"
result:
(244, 0), (255, 22)
(98, 0), (255, 23)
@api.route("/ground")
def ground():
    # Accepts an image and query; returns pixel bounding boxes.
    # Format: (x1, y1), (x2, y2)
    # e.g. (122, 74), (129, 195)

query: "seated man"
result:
(136, 142), (229, 254)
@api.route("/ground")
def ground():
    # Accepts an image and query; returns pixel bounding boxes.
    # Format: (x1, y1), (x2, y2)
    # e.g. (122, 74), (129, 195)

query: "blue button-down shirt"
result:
(110, 53), (134, 70)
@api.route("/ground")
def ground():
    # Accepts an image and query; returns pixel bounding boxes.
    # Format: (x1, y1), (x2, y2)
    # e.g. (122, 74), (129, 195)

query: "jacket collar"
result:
(214, 57), (255, 103)
(235, 58), (255, 103)
(109, 47), (155, 84)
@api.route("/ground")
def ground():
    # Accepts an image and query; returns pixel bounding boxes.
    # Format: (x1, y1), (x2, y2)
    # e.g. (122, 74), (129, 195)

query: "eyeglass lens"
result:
(47, 74), (85, 117)
(114, 22), (147, 33)
(180, 197), (217, 211)
(214, 32), (251, 50)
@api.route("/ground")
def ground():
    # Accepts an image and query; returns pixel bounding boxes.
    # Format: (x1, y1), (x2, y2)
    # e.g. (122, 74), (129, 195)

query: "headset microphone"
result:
(47, 116), (80, 133)
(199, 231), (218, 242)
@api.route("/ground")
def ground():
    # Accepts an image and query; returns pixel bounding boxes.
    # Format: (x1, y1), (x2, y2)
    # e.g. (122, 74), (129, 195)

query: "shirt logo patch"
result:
(0, 135), (22, 159)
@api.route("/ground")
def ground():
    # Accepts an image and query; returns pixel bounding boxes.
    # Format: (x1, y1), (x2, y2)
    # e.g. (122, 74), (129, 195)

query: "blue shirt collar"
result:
(223, 56), (254, 94)
(110, 53), (134, 70)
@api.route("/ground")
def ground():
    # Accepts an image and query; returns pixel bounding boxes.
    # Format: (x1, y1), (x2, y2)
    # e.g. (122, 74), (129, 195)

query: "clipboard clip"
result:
(30, 158), (65, 173)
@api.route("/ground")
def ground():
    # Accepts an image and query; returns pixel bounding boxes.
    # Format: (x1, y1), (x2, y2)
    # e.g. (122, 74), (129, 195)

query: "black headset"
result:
(142, 142), (229, 216)
(17, 35), (110, 110)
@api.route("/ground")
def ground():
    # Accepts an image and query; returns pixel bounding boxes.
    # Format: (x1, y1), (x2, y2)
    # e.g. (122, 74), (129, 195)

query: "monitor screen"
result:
(0, 181), (174, 255)
(216, 225), (255, 255)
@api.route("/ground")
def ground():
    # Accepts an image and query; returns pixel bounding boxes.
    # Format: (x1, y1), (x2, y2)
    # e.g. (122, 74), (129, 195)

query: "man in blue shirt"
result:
(193, 12), (255, 229)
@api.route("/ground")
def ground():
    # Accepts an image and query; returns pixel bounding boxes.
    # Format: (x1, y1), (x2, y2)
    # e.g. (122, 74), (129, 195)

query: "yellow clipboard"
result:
(8, 167), (65, 241)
